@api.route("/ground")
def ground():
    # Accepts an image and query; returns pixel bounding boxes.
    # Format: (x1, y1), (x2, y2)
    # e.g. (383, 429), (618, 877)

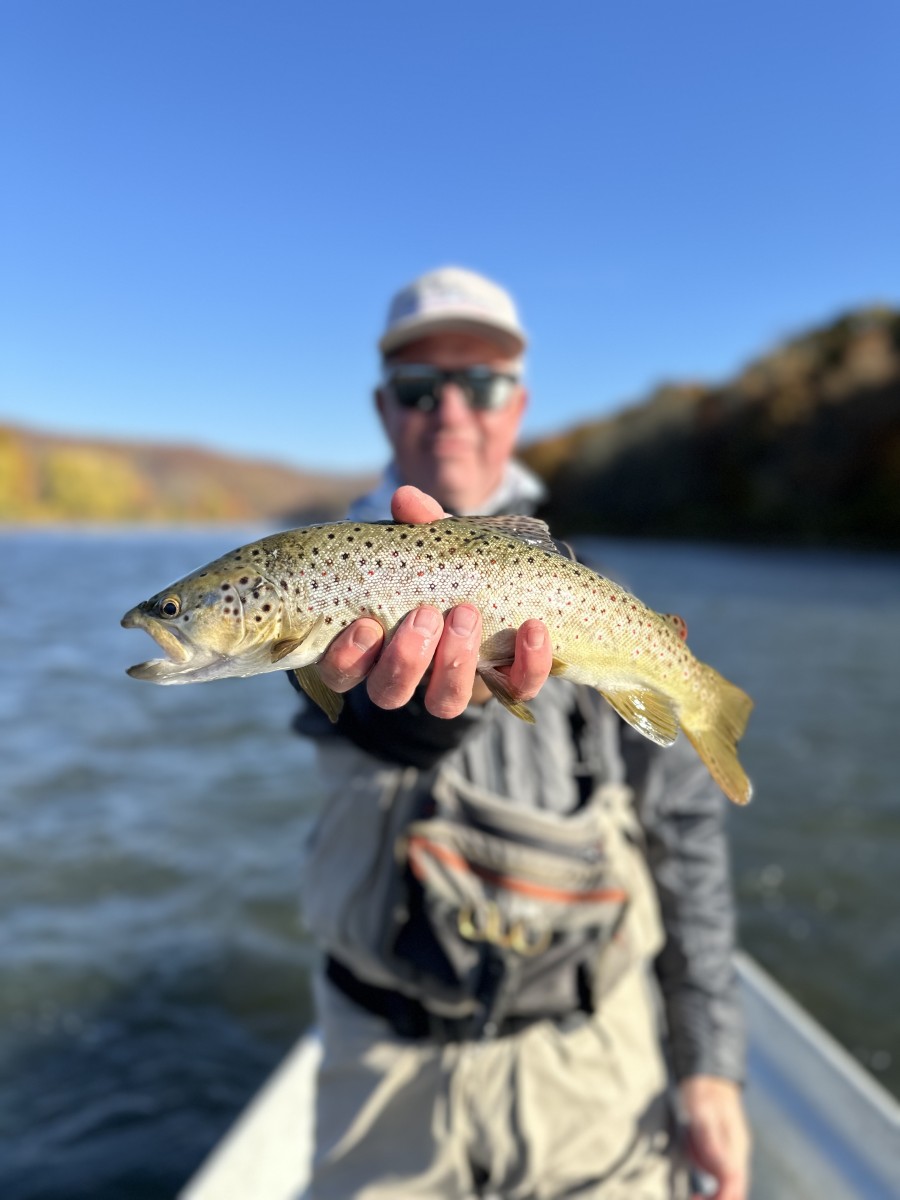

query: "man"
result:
(293, 267), (750, 1199)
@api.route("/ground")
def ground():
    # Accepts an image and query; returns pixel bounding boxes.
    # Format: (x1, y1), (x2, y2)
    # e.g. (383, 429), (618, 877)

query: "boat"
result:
(179, 952), (900, 1200)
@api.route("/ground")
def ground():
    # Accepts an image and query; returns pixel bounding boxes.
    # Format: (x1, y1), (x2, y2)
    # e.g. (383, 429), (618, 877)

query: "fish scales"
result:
(121, 516), (754, 805)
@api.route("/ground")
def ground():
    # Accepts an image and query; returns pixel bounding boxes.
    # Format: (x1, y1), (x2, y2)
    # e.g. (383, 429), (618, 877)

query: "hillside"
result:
(4, 306), (898, 543)
(0, 426), (375, 524)
(521, 306), (900, 548)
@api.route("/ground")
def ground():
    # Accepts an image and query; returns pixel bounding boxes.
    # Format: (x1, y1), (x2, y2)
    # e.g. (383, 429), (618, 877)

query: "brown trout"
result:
(121, 515), (754, 804)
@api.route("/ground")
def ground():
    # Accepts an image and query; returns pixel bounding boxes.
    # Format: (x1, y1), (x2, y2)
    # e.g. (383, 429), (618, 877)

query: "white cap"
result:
(379, 266), (528, 358)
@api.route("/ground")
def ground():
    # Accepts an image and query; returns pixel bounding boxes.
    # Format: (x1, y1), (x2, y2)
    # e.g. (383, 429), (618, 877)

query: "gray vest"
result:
(298, 679), (663, 1021)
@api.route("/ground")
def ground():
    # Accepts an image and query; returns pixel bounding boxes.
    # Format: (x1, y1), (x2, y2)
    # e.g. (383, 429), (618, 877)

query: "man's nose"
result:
(432, 381), (471, 420)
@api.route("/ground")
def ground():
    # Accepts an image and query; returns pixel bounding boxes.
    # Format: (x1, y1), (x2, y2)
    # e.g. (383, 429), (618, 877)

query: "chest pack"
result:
(380, 697), (663, 1024)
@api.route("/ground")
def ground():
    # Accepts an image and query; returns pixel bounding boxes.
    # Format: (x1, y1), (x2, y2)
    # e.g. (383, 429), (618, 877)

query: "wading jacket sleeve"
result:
(619, 719), (746, 1084)
(292, 675), (746, 1085)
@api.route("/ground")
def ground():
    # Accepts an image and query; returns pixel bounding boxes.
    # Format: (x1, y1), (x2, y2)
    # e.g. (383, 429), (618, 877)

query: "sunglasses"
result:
(383, 365), (520, 412)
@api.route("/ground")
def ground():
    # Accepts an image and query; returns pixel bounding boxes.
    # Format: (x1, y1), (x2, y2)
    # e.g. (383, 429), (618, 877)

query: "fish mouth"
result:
(121, 607), (194, 680)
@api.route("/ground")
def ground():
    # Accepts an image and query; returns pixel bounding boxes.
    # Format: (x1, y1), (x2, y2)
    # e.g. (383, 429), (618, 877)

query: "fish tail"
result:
(681, 668), (754, 806)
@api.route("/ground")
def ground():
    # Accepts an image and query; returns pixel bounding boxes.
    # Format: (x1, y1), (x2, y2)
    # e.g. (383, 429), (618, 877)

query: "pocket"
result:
(401, 817), (630, 946)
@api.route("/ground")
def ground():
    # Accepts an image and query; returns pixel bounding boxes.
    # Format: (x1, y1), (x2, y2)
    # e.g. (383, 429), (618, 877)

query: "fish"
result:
(121, 514), (754, 805)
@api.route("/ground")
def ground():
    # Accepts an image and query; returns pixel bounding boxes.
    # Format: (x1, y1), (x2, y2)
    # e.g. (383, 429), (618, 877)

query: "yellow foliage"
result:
(0, 429), (38, 518)
(40, 447), (150, 520)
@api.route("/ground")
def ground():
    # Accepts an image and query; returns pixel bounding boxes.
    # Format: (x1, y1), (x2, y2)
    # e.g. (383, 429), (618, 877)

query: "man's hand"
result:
(679, 1076), (750, 1200)
(316, 485), (553, 718)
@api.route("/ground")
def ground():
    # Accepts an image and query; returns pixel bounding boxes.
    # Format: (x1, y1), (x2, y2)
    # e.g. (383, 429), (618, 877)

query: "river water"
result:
(1, 528), (898, 1199)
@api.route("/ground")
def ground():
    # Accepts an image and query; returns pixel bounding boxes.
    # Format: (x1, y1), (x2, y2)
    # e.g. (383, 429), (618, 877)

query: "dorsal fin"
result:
(449, 515), (563, 557)
(662, 613), (688, 641)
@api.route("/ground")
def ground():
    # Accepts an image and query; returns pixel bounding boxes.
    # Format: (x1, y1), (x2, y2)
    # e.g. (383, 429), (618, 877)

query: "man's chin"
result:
(426, 465), (494, 514)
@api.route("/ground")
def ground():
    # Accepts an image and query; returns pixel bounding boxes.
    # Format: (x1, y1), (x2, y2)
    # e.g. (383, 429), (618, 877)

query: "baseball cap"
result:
(379, 266), (528, 359)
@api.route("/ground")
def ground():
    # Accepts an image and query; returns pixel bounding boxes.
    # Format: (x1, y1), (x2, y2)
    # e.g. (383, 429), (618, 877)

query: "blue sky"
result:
(2, 1), (898, 473)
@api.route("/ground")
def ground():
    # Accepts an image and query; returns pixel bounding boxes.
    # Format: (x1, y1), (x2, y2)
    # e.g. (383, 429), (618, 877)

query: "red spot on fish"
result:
(663, 613), (689, 640)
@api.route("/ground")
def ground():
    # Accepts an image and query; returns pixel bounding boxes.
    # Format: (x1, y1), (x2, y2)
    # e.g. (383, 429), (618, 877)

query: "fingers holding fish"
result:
(320, 602), (544, 720)
(424, 605), (483, 718)
(365, 606), (445, 710)
(316, 618), (385, 694)
(502, 619), (553, 702)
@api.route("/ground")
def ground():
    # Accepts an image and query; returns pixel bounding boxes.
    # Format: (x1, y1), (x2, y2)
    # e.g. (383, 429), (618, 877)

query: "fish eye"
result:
(159, 595), (181, 618)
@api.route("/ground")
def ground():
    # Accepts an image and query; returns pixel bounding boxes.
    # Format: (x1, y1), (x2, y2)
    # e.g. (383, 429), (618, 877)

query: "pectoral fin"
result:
(600, 687), (679, 746)
(292, 665), (345, 723)
(272, 637), (305, 663)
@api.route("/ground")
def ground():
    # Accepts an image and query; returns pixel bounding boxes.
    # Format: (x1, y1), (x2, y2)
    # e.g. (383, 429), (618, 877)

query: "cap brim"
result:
(379, 313), (527, 358)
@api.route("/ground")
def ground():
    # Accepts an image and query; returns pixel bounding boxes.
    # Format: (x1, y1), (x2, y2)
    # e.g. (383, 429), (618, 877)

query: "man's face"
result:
(376, 332), (527, 514)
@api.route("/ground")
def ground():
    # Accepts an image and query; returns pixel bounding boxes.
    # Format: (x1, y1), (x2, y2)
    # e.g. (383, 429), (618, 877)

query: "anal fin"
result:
(600, 687), (679, 746)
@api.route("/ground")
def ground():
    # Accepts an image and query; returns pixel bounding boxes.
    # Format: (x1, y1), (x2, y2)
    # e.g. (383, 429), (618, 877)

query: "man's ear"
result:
(374, 387), (389, 426)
